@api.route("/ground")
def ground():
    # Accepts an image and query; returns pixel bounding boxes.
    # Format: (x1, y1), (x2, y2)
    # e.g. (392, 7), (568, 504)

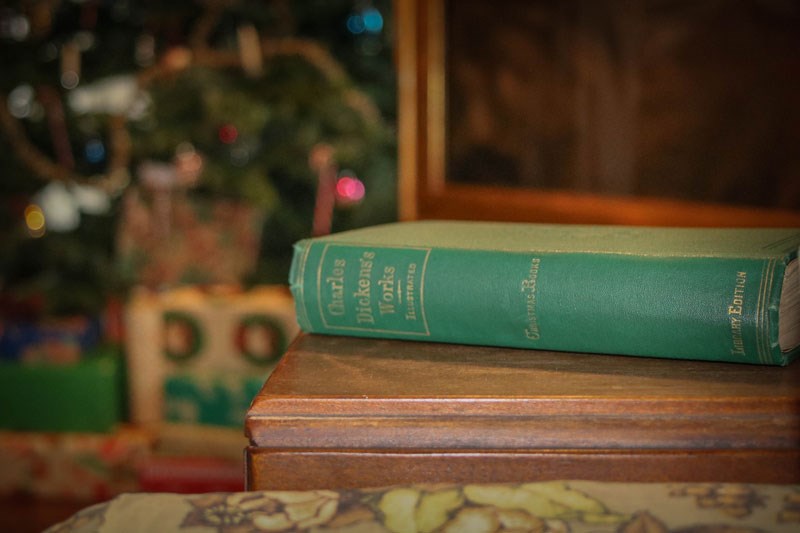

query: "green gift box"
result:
(0, 345), (125, 432)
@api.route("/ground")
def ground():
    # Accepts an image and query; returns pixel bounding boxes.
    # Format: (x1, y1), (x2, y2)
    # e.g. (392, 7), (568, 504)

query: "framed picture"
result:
(397, 0), (800, 226)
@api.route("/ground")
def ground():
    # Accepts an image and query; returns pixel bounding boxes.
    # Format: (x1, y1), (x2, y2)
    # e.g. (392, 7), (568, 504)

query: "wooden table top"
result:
(246, 334), (800, 451)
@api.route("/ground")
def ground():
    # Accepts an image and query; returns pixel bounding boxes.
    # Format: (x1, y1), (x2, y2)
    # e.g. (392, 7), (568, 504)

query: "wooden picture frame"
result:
(396, 0), (800, 227)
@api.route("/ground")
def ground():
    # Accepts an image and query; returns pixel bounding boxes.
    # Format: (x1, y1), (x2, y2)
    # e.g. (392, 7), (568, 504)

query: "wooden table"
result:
(245, 334), (800, 490)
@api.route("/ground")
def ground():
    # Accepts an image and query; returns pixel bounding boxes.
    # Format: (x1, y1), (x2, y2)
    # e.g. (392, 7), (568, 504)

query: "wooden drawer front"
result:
(246, 447), (800, 491)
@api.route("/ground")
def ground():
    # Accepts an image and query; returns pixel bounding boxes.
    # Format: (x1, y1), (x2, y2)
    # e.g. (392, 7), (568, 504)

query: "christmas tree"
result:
(0, 0), (396, 319)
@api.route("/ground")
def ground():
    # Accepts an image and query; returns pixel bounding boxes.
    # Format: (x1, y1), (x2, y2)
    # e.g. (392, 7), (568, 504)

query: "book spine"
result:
(289, 241), (789, 365)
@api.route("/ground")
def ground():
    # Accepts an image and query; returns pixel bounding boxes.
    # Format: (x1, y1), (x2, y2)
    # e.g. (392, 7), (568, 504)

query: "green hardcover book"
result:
(289, 221), (800, 365)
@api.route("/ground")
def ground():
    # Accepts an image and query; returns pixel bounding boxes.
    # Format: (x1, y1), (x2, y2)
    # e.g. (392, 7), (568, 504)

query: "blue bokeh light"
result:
(346, 14), (366, 34)
(85, 139), (106, 164)
(362, 8), (383, 33)
(347, 8), (383, 35)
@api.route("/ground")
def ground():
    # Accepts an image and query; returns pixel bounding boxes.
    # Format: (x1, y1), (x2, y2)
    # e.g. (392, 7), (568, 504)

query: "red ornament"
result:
(218, 124), (238, 144)
(335, 175), (365, 205)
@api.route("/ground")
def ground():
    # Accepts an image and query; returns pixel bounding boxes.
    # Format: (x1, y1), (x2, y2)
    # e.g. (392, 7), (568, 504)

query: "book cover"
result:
(289, 221), (800, 365)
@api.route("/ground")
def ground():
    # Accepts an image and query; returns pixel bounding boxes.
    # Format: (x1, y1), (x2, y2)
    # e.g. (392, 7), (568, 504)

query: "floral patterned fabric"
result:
(47, 481), (800, 532)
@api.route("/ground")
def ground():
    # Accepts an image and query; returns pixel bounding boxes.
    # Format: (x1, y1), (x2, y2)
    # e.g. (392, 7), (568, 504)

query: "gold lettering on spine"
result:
(317, 245), (431, 336)
(377, 266), (397, 315)
(325, 258), (347, 316)
(521, 258), (542, 340)
(354, 251), (375, 324)
(728, 271), (747, 356)
(404, 262), (418, 320)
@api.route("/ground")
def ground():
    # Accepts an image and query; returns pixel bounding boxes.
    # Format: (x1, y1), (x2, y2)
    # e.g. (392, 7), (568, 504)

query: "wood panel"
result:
(396, 0), (800, 226)
(247, 448), (800, 491)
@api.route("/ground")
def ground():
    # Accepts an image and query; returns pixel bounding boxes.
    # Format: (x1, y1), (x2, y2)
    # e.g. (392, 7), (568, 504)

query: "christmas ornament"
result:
(347, 7), (384, 35)
(84, 138), (105, 164)
(7, 84), (35, 119)
(29, 180), (111, 234)
(68, 75), (145, 117)
(0, 10), (31, 41)
(335, 172), (366, 206)
(33, 182), (79, 233)
(174, 143), (204, 187)
(23, 204), (45, 238)
(72, 182), (111, 215)
(217, 124), (238, 145)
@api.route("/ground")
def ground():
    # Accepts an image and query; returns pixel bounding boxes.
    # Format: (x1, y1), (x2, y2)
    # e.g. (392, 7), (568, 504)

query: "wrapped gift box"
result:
(0, 426), (153, 502)
(0, 345), (126, 433)
(117, 187), (264, 288)
(0, 316), (103, 364)
(125, 285), (298, 427)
